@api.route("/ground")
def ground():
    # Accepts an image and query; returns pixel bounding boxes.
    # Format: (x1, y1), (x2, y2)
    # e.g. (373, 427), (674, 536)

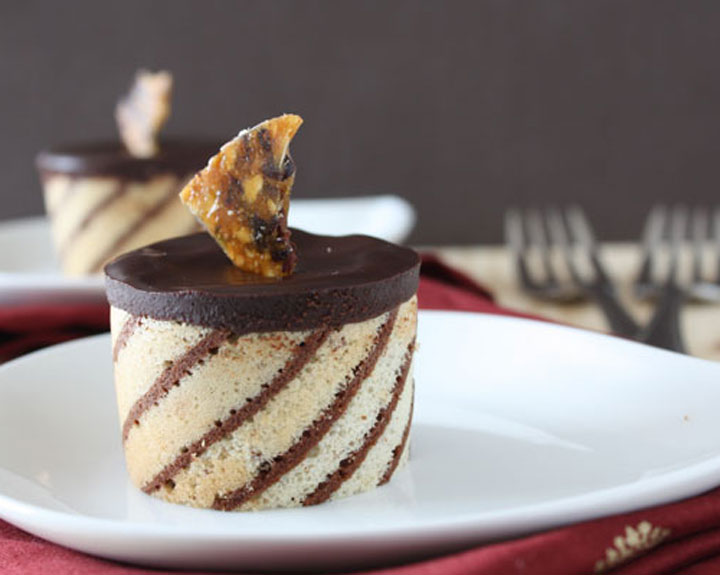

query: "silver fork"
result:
(632, 205), (715, 353)
(506, 206), (639, 336)
(636, 205), (720, 302)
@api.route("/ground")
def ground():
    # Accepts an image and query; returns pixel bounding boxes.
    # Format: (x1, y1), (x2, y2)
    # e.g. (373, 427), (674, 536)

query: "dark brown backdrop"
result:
(2, 1), (719, 244)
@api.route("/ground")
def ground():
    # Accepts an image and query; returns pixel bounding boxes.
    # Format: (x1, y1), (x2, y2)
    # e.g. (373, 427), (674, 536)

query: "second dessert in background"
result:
(37, 70), (217, 276)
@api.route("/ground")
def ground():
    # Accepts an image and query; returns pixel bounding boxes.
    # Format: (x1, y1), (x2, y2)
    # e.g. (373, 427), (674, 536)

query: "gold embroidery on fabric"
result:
(594, 521), (671, 573)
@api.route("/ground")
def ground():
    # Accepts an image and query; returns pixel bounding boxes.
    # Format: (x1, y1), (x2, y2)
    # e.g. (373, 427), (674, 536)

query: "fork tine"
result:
(526, 208), (558, 285)
(667, 205), (688, 283)
(566, 206), (611, 284)
(641, 205), (667, 250)
(505, 208), (537, 291)
(504, 209), (525, 254)
(566, 205), (597, 250)
(546, 207), (582, 284)
(638, 206), (688, 353)
(635, 205), (667, 298)
(691, 207), (708, 284)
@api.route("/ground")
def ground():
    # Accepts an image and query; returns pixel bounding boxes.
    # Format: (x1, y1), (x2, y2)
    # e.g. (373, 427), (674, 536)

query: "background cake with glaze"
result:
(37, 141), (215, 275)
(104, 228), (420, 510)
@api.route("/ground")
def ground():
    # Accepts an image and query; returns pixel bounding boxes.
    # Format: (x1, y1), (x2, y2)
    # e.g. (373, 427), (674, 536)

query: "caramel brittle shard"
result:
(116, 69), (173, 158)
(179, 114), (303, 277)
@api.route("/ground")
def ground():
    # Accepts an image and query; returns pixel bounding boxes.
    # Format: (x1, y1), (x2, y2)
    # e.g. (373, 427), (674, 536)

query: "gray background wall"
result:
(2, 1), (719, 244)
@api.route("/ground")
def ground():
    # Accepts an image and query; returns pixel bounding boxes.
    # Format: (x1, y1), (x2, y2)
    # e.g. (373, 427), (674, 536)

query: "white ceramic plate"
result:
(2, 310), (720, 571)
(0, 195), (415, 303)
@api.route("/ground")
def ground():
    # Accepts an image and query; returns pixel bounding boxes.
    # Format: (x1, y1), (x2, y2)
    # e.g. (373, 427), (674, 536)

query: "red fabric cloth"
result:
(1, 255), (720, 574)
(0, 303), (109, 361)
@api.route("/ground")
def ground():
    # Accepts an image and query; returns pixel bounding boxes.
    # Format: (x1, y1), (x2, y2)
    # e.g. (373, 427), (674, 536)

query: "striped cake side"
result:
(110, 296), (417, 510)
(41, 173), (199, 275)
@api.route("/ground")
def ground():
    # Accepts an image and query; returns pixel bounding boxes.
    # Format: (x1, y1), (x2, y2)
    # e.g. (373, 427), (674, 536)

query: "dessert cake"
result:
(103, 113), (421, 510)
(105, 230), (419, 510)
(37, 70), (214, 276)
(38, 141), (215, 275)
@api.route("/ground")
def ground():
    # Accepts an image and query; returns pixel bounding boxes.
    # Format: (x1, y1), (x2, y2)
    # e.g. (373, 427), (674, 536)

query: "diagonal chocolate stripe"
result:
(88, 183), (180, 273)
(59, 180), (127, 260)
(212, 308), (399, 511)
(112, 315), (143, 362)
(302, 342), (414, 506)
(141, 328), (331, 494)
(122, 329), (231, 443)
(378, 394), (414, 486)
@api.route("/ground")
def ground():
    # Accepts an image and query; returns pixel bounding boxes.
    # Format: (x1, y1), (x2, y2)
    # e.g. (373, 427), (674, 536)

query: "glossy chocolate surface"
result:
(104, 229), (420, 332)
(36, 140), (219, 180)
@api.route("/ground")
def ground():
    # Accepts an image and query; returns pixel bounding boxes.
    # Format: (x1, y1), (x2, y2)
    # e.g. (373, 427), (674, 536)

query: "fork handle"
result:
(638, 283), (687, 353)
(585, 282), (640, 336)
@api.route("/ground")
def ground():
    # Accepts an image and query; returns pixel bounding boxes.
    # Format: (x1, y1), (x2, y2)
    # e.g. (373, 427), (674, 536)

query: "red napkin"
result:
(0, 303), (109, 362)
(2, 255), (720, 574)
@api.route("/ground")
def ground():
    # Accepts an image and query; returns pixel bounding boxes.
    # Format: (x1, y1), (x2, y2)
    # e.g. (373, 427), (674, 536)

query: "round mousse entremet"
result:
(36, 141), (218, 276)
(104, 229), (420, 511)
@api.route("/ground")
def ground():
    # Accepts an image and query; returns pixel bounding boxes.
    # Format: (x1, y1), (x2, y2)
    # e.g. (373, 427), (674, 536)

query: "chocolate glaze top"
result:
(104, 229), (420, 333)
(36, 140), (219, 181)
